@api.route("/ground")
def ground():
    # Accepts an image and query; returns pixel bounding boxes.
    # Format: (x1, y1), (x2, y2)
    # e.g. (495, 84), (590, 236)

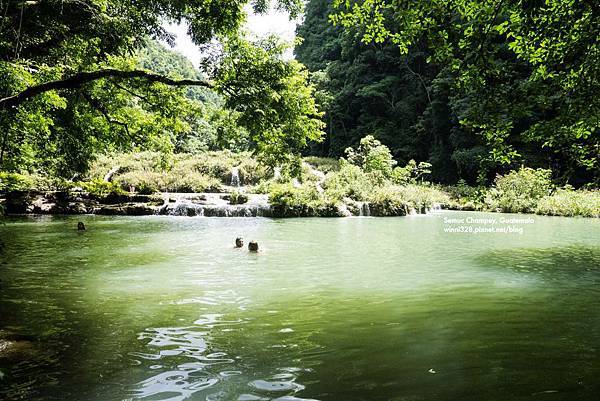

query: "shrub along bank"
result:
(1, 138), (598, 217)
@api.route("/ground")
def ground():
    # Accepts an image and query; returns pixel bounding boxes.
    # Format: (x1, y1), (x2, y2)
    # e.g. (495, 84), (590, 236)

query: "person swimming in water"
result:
(235, 237), (244, 248)
(77, 222), (86, 231)
(248, 241), (259, 252)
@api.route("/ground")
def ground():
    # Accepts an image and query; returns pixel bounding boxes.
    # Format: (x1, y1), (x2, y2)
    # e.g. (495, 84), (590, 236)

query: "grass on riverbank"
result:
(535, 189), (600, 218)
(264, 159), (450, 216)
(88, 151), (270, 193)
(444, 168), (599, 218)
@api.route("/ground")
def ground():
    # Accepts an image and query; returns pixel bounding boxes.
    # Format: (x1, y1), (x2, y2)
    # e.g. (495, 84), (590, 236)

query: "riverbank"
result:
(1, 151), (598, 218)
(0, 189), (436, 218)
(2, 186), (598, 218)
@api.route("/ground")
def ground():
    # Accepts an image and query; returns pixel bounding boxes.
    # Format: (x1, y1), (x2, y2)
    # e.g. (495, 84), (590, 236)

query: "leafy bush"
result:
(163, 172), (221, 193)
(248, 178), (276, 194)
(391, 160), (432, 184)
(90, 151), (270, 190)
(116, 169), (220, 194)
(303, 156), (340, 173)
(269, 182), (322, 208)
(368, 186), (411, 216)
(486, 167), (553, 213)
(0, 172), (37, 192)
(117, 170), (163, 194)
(323, 160), (374, 201)
(88, 152), (167, 181)
(445, 179), (488, 209)
(267, 182), (339, 216)
(188, 151), (236, 183)
(345, 135), (397, 177)
(0, 172), (62, 192)
(369, 184), (449, 215)
(229, 190), (249, 205)
(536, 188), (600, 217)
(238, 156), (270, 185)
(80, 179), (127, 197)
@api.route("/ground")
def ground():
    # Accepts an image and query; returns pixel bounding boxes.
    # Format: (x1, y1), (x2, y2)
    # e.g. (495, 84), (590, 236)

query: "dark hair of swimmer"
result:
(77, 222), (86, 231)
(248, 241), (259, 252)
(235, 237), (244, 248)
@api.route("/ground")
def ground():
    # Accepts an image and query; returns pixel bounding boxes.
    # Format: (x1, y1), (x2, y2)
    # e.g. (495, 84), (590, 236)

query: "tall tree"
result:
(0, 0), (324, 176)
(330, 0), (600, 185)
(296, 0), (484, 183)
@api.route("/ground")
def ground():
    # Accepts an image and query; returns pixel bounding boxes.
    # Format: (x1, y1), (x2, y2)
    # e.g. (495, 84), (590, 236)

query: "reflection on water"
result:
(0, 213), (599, 401)
(479, 245), (600, 279)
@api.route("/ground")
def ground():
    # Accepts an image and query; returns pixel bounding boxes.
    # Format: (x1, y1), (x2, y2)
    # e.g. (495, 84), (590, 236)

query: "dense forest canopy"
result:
(296, 0), (599, 185)
(0, 0), (597, 188)
(0, 0), (322, 177)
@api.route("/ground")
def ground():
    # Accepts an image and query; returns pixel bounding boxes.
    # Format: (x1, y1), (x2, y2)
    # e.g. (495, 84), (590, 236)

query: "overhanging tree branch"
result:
(0, 68), (214, 109)
(81, 92), (133, 139)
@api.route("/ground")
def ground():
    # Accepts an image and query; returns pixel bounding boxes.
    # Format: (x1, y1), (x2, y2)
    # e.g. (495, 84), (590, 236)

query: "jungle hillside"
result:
(0, 0), (598, 218)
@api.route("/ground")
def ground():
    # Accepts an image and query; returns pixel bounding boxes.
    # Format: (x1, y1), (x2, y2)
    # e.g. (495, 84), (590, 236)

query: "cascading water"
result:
(230, 167), (240, 187)
(156, 193), (271, 217)
(358, 202), (371, 217)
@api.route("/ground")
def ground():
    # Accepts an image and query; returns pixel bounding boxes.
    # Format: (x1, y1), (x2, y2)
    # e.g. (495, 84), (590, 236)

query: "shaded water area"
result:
(0, 212), (599, 401)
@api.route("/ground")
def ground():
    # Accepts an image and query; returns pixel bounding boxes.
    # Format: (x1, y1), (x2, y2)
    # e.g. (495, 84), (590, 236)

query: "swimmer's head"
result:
(248, 241), (259, 252)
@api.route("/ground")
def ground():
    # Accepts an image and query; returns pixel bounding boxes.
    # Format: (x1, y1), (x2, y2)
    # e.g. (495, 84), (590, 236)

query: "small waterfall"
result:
(172, 201), (205, 217)
(274, 167), (282, 180)
(230, 167), (240, 187)
(358, 202), (370, 217)
(156, 193), (271, 217)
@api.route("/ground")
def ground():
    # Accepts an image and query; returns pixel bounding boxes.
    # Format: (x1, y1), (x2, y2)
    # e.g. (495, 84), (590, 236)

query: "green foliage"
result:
(486, 168), (553, 213)
(88, 150), (279, 193)
(367, 186), (410, 217)
(80, 179), (127, 197)
(536, 189), (600, 218)
(295, 0), (484, 184)
(0, 172), (37, 192)
(303, 156), (340, 173)
(269, 184), (309, 207)
(116, 170), (220, 194)
(215, 36), (325, 162)
(229, 191), (249, 205)
(327, 0), (600, 184)
(345, 135), (397, 177)
(0, 1), (322, 180)
(0, 172), (62, 192)
(268, 181), (340, 217)
(323, 160), (374, 202)
(90, 151), (249, 193)
(117, 171), (161, 195)
(444, 179), (488, 210)
(391, 160), (433, 185)
(237, 158), (271, 186)
(368, 184), (449, 216)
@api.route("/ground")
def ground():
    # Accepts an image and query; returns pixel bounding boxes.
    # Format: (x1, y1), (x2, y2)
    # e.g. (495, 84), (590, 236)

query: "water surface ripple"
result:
(0, 213), (599, 401)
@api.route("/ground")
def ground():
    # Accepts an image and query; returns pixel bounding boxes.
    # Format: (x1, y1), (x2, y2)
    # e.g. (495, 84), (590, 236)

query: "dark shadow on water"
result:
(475, 245), (600, 284)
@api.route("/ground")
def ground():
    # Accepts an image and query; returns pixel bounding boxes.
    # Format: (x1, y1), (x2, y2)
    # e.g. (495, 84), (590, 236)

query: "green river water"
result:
(0, 212), (599, 401)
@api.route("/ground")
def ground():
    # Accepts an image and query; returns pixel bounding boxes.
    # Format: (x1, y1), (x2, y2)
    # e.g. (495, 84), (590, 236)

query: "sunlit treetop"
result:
(0, 0), (327, 174)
